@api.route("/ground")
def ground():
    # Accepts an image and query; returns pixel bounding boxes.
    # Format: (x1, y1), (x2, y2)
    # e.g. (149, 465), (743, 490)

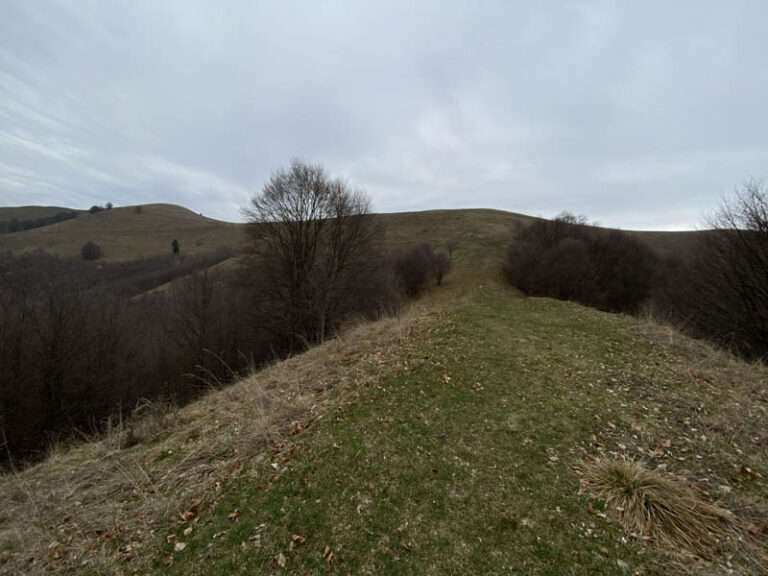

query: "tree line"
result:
(0, 211), (79, 234)
(503, 180), (768, 359)
(0, 160), (451, 467)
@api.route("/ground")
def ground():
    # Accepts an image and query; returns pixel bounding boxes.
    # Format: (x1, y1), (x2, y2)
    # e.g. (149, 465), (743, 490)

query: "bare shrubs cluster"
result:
(0, 252), (258, 466)
(391, 243), (454, 296)
(656, 180), (768, 358)
(504, 213), (656, 314)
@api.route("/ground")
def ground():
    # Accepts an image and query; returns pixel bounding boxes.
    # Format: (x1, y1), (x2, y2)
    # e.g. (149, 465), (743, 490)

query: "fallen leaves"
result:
(739, 465), (762, 479)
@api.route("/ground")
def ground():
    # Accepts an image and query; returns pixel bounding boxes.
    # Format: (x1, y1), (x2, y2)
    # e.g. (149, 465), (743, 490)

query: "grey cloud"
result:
(1, 1), (767, 229)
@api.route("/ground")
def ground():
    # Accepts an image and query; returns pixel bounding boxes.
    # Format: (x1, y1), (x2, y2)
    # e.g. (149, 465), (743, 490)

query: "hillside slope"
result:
(1, 277), (764, 575)
(0, 204), (243, 261)
(0, 203), (704, 266)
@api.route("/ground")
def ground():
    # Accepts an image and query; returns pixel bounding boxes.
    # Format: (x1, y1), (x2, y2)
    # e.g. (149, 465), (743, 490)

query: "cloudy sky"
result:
(1, 1), (766, 229)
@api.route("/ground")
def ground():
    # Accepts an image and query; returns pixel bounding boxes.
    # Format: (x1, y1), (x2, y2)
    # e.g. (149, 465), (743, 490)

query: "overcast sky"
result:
(1, 1), (767, 229)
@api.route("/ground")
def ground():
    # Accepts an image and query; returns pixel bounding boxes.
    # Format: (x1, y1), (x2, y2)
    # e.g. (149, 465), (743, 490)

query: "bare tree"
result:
(445, 239), (457, 258)
(670, 179), (768, 357)
(433, 252), (452, 286)
(243, 159), (378, 348)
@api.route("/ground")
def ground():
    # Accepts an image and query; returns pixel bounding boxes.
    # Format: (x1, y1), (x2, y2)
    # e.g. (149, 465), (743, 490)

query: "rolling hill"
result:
(0, 203), (702, 269)
(0, 204), (243, 261)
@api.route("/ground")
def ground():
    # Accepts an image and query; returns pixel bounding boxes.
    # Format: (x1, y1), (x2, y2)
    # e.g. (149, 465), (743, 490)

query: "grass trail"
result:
(157, 286), (765, 575)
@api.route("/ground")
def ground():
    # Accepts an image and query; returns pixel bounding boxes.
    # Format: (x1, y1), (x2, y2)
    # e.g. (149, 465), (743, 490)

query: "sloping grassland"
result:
(0, 272), (764, 575)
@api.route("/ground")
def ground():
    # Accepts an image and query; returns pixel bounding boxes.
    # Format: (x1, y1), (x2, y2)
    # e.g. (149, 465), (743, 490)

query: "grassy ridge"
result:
(152, 286), (766, 575)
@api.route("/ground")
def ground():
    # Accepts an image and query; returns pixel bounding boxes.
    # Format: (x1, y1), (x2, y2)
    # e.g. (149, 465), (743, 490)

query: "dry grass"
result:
(0, 304), (431, 575)
(579, 458), (735, 553)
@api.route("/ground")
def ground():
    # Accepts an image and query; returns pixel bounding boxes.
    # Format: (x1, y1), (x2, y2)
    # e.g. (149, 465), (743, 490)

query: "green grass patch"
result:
(159, 291), (673, 575)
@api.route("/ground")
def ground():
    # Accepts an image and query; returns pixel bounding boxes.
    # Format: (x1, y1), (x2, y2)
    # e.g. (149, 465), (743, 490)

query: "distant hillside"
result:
(0, 203), (243, 261)
(0, 202), (704, 265)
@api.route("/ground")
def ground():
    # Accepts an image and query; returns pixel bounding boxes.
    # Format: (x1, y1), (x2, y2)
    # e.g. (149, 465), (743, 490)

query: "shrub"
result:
(81, 241), (102, 261)
(432, 252), (452, 286)
(656, 180), (768, 358)
(392, 243), (435, 296)
(504, 214), (655, 314)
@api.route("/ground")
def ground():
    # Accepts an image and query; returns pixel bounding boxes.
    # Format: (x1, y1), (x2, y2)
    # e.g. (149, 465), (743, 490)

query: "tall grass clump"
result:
(579, 458), (735, 553)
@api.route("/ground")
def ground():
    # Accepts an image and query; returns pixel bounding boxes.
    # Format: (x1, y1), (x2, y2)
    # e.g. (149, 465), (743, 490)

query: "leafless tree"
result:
(445, 239), (457, 258)
(243, 159), (378, 347)
(670, 179), (768, 357)
(433, 252), (452, 286)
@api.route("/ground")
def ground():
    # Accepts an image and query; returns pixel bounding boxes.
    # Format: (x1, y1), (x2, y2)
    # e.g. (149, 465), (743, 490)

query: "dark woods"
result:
(504, 213), (656, 314)
(654, 181), (768, 358)
(0, 251), (259, 466)
(504, 181), (768, 359)
(0, 161), (451, 468)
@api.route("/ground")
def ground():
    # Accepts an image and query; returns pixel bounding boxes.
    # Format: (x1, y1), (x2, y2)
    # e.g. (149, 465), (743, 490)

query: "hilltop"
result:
(0, 239), (765, 574)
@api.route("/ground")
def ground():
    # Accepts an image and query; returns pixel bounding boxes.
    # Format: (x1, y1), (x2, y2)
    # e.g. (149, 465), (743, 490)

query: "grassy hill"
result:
(0, 202), (704, 266)
(0, 204), (243, 261)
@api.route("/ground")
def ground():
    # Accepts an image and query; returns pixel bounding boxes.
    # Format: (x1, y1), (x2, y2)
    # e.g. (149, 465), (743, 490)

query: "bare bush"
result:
(433, 252), (452, 286)
(504, 213), (656, 314)
(80, 241), (102, 261)
(392, 243), (435, 296)
(659, 180), (768, 358)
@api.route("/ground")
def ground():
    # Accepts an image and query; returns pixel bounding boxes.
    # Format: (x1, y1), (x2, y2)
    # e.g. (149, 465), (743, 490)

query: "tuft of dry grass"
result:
(579, 458), (736, 554)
